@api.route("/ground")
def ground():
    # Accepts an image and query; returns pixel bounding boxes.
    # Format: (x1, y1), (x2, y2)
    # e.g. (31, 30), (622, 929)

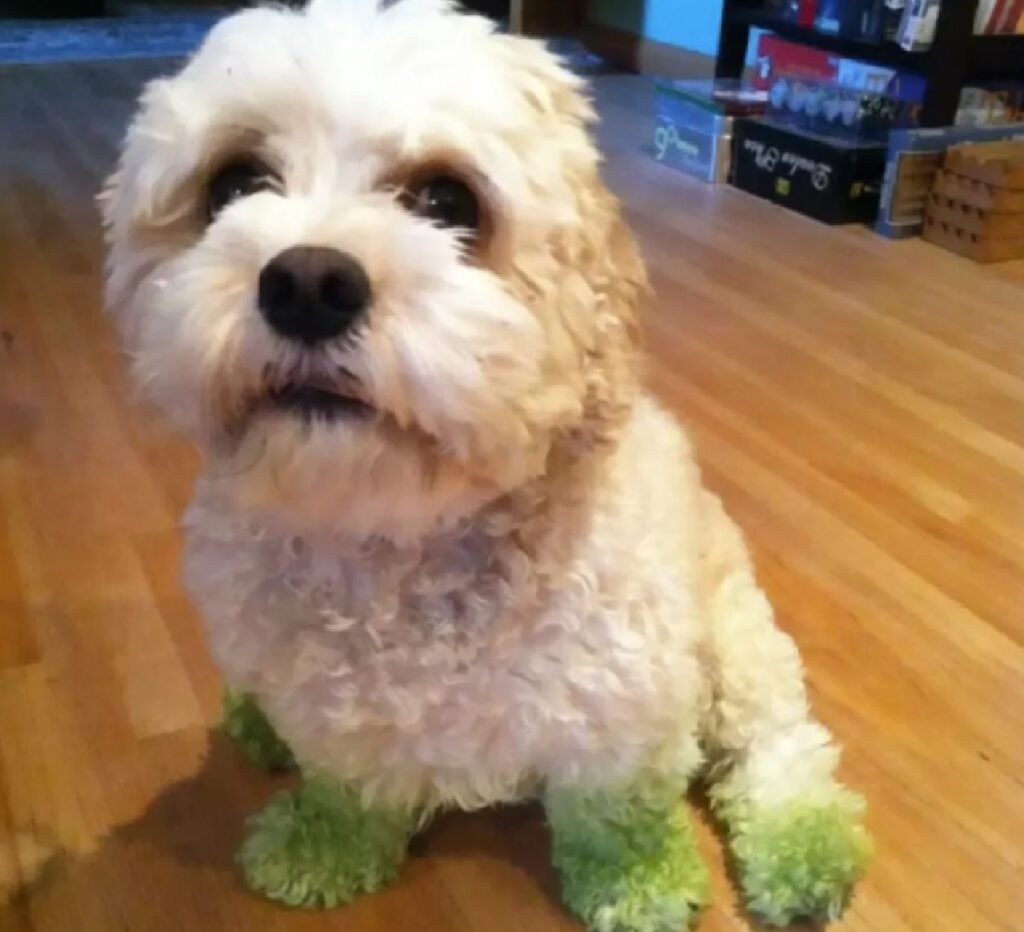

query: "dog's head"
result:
(102, 0), (645, 540)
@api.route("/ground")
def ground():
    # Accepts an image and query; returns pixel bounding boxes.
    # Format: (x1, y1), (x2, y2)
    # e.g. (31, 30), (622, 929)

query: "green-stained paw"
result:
(724, 794), (871, 926)
(222, 688), (296, 773)
(547, 783), (710, 932)
(239, 777), (415, 909)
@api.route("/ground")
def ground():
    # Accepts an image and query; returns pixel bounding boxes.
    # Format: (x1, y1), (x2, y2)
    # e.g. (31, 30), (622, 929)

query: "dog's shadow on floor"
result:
(3, 732), (276, 929)
(124, 728), (562, 893)
(119, 730), (280, 872)
(6, 731), (570, 930)
(415, 798), (567, 910)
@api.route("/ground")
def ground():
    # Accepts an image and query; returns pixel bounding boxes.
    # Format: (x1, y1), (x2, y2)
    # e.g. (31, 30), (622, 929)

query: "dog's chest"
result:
(183, 488), (697, 803)
(184, 505), (653, 709)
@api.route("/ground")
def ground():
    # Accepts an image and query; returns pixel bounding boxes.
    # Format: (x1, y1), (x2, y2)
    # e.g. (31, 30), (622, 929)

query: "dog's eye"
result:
(206, 157), (277, 221)
(406, 174), (481, 238)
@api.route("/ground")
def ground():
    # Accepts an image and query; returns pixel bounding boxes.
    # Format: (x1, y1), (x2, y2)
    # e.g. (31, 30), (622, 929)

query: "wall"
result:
(588, 0), (726, 55)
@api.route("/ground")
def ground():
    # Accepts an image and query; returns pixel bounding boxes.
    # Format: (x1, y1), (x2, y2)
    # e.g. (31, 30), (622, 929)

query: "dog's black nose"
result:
(258, 246), (371, 345)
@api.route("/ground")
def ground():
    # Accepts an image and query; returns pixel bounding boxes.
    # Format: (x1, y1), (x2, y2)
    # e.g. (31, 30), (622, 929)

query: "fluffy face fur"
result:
(102, 0), (644, 541)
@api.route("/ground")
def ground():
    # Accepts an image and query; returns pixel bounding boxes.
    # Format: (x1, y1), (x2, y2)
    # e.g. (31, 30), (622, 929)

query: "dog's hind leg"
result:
(222, 687), (297, 773)
(697, 491), (870, 925)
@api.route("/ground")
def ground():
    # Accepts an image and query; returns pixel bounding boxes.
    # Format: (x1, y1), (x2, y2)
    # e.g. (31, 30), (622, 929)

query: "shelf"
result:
(718, 1), (1024, 126)
(730, 7), (1024, 82)
(969, 34), (1024, 81)
(726, 7), (930, 71)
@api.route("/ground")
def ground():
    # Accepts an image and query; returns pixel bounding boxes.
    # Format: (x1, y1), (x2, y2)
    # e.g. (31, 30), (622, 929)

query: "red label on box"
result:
(752, 34), (840, 90)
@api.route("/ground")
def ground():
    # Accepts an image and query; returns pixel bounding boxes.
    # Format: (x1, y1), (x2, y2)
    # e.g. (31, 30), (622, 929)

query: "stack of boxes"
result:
(645, 34), (1024, 251)
(727, 34), (922, 223)
(878, 147), (944, 230)
(875, 122), (1024, 237)
(652, 79), (767, 184)
(923, 140), (1024, 261)
(731, 119), (888, 224)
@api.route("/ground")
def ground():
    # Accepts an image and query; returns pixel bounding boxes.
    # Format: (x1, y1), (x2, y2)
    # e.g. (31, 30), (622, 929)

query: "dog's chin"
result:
(206, 397), (504, 542)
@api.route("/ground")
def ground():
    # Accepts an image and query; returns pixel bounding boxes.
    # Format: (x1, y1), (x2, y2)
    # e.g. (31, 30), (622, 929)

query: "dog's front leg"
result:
(238, 774), (418, 909)
(545, 776), (709, 932)
(698, 491), (870, 924)
(222, 687), (297, 773)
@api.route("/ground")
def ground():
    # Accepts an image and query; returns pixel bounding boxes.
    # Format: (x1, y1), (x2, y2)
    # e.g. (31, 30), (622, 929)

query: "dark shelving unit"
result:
(715, 0), (1024, 126)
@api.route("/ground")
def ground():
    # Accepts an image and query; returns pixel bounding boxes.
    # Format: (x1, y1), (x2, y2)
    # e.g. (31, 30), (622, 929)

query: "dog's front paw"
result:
(547, 785), (709, 932)
(222, 688), (297, 773)
(560, 862), (708, 932)
(725, 793), (871, 926)
(238, 778), (414, 909)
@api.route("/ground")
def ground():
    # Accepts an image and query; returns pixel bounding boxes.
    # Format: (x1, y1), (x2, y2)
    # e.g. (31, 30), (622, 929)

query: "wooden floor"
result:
(1, 59), (1023, 932)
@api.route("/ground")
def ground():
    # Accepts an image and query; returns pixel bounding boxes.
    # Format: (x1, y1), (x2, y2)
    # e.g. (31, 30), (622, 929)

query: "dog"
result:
(102, 1), (869, 928)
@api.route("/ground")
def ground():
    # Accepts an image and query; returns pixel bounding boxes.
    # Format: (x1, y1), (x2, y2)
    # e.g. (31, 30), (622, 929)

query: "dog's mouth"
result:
(258, 370), (375, 422)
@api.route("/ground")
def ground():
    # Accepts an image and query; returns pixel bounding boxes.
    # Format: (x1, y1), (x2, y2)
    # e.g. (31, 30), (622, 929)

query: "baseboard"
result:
(580, 22), (716, 79)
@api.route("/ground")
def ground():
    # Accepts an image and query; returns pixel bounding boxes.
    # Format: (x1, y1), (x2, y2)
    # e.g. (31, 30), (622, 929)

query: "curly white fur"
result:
(103, 0), (849, 822)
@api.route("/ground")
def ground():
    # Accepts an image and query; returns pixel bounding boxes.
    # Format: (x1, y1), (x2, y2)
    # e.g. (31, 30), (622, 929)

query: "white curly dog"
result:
(102, 1), (869, 928)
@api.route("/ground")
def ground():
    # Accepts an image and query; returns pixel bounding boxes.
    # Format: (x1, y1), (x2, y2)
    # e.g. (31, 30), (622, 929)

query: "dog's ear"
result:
(492, 33), (644, 446)
(97, 168), (122, 234)
(573, 178), (646, 447)
(591, 181), (647, 339)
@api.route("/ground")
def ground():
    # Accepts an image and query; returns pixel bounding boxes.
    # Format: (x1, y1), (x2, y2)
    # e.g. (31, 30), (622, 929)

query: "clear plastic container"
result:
(766, 76), (918, 143)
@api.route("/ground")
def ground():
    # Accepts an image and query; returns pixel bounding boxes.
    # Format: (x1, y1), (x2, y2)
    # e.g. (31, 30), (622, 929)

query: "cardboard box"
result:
(922, 216), (1024, 261)
(875, 122), (1024, 237)
(922, 140), (1024, 262)
(751, 34), (926, 101)
(945, 139), (1024, 187)
(752, 34), (841, 90)
(926, 191), (1024, 237)
(732, 118), (886, 224)
(882, 150), (942, 223)
(652, 86), (736, 184)
(932, 169), (1024, 211)
(653, 118), (733, 183)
